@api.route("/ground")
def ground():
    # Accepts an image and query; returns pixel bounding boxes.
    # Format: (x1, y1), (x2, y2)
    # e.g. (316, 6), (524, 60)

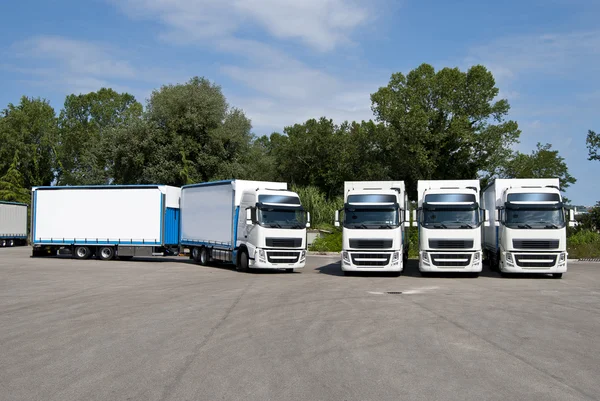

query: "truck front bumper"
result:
(500, 251), (567, 274)
(341, 250), (403, 272)
(419, 251), (483, 273)
(249, 249), (306, 270)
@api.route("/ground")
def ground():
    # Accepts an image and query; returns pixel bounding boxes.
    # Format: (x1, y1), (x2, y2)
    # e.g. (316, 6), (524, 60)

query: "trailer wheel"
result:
(199, 247), (209, 266)
(98, 246), (115, 261)
(9, 240), (14, 247)
(74, 246), (92, 260)
(192, 247), (201, 263)
(237, 250), (249, 272)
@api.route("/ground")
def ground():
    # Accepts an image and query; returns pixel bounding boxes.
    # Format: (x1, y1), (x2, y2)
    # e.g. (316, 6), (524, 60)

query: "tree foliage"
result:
(57, 88), (143, 185)
(0, 154), (30, 204)
(0, 96), (57, 188)
(370, 63), (521, 197)
(587, 130), (600, 161)
(500, 142), (576, 191)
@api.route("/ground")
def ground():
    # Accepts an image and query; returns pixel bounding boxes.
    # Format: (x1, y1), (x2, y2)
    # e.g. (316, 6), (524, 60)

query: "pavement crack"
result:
(158, 276), (255, 401)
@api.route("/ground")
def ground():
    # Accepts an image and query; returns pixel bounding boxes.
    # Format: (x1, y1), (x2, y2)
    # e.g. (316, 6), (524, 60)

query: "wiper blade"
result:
(518, 224), (533, 229)
(433, 224), (448, 229)
(379, 224), (393, 229)
(291, 224), (304, 229)
(268, 223), (282, 228)
(352, 224), (368, 229)
(460, 224), (474, 229)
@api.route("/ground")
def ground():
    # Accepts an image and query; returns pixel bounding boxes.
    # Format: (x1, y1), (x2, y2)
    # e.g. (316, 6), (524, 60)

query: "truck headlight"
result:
(258, 248), (266, 263)
(342, 251), (350, 264)
(300, 250), (306, 262)
(474, 252), (481, 262)
(559, 252), (566, 263)
(392, 251), (399, 265)
(421, 252), (430, 265)
(505, 252), (514, 265)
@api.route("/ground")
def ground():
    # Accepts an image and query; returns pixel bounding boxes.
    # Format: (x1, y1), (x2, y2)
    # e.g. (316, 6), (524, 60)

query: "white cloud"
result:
(113, 0), (369, 51)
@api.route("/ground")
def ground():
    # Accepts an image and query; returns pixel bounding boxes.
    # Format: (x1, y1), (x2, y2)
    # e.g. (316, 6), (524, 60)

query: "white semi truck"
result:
(415, 180), (487, 276)
(335, 181), (409, 275)
(180, 180), (309, 272)
(0, 201), (28, 247)
(31, 185), (181, 259)
(481, 178), (575, 278)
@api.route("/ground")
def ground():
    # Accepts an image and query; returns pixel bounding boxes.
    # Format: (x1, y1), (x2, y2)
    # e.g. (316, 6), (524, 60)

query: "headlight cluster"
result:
(474, 252), (481, 262)
(421, 252), (430, 265)
(258, 248), (266, 263)
(342, 251), (350, 264)
(392, 251), (400, 265)
(558, 252), (566, 264)
(300, 250), (306, 262)
(505, 252), (514, 266)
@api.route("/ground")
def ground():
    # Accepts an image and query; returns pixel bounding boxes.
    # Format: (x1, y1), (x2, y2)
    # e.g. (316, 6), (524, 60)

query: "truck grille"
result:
(349, 239), (393, 249)
(431, 254), (471, 267)
(265, 238), (302, 248)
(513, 240), (559, 250)
(267, 251), (300, 264)
(429, 240), (473, 249)
(515, 254), (557, 268)
(350, 253), (391, 267)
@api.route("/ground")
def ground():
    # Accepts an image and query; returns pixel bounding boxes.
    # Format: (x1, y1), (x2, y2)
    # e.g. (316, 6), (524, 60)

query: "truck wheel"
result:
(98, 246), (115, 261)
(237, 251), (249, 272)
(192, 247), (201, 263)
(552, 273), (563, 279)
(199, 247), (209, 266)
(1, 240), (5, 247)
(285, 268), (294, 273)
(9, 240), (14, 247)
(74, 246), (92, 260)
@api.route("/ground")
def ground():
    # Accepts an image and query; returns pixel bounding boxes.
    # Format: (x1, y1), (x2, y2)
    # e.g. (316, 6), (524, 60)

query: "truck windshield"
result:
(505, 208), (565, 228)
(344, 208), (399, 229)
(422, 208), (479, 228)
(258, 208), (306, 229)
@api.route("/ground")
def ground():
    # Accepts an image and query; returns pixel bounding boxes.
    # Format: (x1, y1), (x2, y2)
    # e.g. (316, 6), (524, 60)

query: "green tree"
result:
(0, 96), (57, 188)
(586, 130), (600, 161)
(371, 63), (520, 198)
(112, 77), (253, 186)
(500, 142), (576, 192)
(57, 88), (143, 185)
(0, 154), (30, 204)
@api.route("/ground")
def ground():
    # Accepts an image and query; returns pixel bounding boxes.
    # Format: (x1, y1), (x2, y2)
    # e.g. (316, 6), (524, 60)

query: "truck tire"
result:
(237, 250), (249, 272)
(199, 247), (209, 266)
(285, 268), (294, 273)
(98, 246), (115, 261)
(74, 246), (92, 260)
(192, 247), (201, 263)
(1, 240), (5, 247)
(9, 239), (14, 247)
(552, 273), (563, 279)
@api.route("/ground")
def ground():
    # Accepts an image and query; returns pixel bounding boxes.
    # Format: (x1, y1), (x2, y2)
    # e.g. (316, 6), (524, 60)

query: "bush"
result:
(292, 185), (343, 229)
(407, 227), (419, 259)
(309, 230), (342, 252)
(568, 229), (600, 259)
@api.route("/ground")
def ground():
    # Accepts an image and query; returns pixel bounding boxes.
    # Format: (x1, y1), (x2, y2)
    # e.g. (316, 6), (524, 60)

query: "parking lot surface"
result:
(1, 247), (600, 401)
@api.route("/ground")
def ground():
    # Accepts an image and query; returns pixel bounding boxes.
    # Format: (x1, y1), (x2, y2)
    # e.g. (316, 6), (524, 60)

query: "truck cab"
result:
(482, 179), (575, 278)
(416, 180), (486, 276)
(335, 181), (409, 275)
(240, 188), (309, 270)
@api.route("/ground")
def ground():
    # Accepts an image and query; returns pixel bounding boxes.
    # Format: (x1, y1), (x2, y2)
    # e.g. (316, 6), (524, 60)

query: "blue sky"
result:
(1, 0), (599, 205)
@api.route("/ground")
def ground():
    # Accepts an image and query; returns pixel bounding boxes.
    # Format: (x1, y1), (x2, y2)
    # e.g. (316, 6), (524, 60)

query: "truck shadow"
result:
(315, 259), (557, 279)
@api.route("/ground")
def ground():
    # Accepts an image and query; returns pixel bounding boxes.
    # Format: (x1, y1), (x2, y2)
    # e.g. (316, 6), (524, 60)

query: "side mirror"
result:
(403, 210), (410, 227)
(411, 210), (417, 227)
(483, 210), (489, 222)
(494, 209), (499, 221)
(246, 207), (254, 225)
(306, 212), (311, 228)
(334, 210), (340, 227)
(568, 209), (576, 227)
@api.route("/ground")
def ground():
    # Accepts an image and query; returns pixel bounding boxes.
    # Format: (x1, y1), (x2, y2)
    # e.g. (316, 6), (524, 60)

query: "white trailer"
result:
(180, 180), (309, 272)
(0, 201), (28, 247)
(415, 180), (487, 276)
(31, 185), (181, 260)
(481, 178), (575, 278)
(334, 181), (410, 275)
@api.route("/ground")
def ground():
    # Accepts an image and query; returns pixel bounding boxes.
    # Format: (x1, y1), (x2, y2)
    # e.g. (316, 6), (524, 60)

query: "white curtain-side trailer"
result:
(0, 201), (28, 247)
(31, 185), (181, 260)
(180, 180), (309, 272)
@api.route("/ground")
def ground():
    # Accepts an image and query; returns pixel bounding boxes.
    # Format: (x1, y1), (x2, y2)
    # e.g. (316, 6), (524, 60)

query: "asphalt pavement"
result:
(1, 247), (599, 401)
